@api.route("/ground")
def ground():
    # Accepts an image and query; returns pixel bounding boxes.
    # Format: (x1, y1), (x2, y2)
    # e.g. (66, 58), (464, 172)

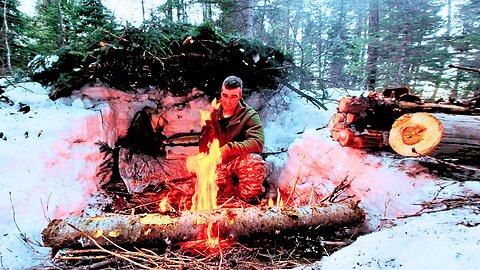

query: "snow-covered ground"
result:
(0, 81), (479, 269)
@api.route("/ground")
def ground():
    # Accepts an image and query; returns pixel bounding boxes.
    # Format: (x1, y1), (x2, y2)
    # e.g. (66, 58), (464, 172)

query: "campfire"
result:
(41, 101), (366, 269)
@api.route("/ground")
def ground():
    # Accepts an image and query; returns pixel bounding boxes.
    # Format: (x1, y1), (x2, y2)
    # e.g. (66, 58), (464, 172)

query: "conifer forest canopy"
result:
(1, 0), (479, 101)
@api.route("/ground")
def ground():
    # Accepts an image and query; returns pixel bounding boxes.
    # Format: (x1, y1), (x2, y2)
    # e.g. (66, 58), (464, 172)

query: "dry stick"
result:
(66, 223), (155, 270)
(377, 196), (395, 231)
(55, 255), (108, 261)
(308, 183), (316, 205)
(40, 193), (52, 223)
(431, 181), (457, 201)
(286, 155), (305, 205)
(80, 257), (120, 270)
(129, 247), (162, 268)
(62, 248), (104, 255)
(276, 187), (282, 205)
(399, 194), (480, 219)
(100, 234), (129, 252)
(218, 196), (235, 209)
(8, 192), (42, 249)
(320, 176), (352, 203)
(131, 193), (154, 213)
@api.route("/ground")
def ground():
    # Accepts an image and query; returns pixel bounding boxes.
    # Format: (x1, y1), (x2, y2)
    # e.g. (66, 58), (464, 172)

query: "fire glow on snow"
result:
(0, 81), (479, 269)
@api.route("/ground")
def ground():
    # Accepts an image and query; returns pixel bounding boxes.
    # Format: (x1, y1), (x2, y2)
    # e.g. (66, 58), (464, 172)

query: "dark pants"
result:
(216, 153), (267, 202)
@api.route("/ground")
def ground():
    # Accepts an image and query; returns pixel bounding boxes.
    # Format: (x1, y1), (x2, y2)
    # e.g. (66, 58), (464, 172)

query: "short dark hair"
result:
(222, 76), (243, 90)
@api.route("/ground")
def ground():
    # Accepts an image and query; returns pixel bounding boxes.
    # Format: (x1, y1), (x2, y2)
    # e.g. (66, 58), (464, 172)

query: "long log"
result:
(389, 112), (480, 164)
(338, 96), (479, 116)
(396, 101), (480, 115)
(42, 203), (365, 249)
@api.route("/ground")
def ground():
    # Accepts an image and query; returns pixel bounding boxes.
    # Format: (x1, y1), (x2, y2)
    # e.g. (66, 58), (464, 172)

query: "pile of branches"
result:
(42, 228), (353, 270)
(28, 22), (294, 100)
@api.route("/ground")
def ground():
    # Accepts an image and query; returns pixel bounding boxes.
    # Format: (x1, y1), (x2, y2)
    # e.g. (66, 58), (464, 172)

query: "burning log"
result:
(42, 203), (365, 250)
(389, 112), (480, 164)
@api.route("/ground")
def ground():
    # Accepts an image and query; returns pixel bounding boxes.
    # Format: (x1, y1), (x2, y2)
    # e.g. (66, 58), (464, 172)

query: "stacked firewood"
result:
(328, 86), (480, 164)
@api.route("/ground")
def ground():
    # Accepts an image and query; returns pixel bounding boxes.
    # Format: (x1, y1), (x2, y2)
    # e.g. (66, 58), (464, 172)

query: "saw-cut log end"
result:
(389, 113), (443, 156)
(338, 96), (369, 114)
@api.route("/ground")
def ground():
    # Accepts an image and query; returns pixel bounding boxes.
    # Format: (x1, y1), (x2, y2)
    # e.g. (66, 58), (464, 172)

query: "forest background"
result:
(1, 0), (479, 103)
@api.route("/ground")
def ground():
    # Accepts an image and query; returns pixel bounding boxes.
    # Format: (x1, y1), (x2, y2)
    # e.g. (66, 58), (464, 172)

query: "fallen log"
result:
(396, 101), (480, 115)
(42, 203), (365, 250)
(339, 95), (479, 116)
(389, 112), (480, 164)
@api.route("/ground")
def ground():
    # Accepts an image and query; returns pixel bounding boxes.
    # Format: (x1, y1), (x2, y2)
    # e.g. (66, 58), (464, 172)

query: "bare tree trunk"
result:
(141, 0), (145, 23)
(165, 0), (173, 21)
(446, 0), (451, 37)
(243, 0), (255, 37)
(57, 0), (66, 46)
(316, 12), (325, 88)
(3, 0), (11, 71)
(395, 28), (408, 86)
(450, 69), (461, 99)
(201, 0), (212, 22)
(365, 0), (379, 91)
(42, 203), (365, 249)
(328, 0), (347, 88)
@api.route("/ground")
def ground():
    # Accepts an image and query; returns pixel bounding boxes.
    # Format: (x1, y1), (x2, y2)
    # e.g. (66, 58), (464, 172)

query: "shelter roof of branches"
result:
(29, 23), (294, 100)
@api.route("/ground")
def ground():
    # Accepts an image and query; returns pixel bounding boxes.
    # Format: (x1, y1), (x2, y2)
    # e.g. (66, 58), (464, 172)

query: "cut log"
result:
(338, 96), (369, 114)
(397, 101), (480, 115)
(346, 113), (360, 125)
(337, 128), (387, 149)
(389, 112), (480, 164)
(42, 203), (365, 249)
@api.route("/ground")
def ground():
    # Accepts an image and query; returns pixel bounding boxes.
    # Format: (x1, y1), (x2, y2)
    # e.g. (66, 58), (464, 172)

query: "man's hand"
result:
(219, 144), (230, 163)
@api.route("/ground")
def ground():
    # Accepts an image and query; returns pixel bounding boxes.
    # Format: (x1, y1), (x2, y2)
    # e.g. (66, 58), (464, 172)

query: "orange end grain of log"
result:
(337, 129), (355, 146)
(338, 97), (368, 114)
(327, 113), (346, 130)
(346, 113), (359, 125)
(332, 113), (347, 126)
(389, 112), (443, 156)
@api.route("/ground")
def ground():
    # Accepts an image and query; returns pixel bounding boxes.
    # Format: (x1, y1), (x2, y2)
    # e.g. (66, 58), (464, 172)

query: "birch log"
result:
(42, 203), (365, 249)
(389, 112), (480, 163)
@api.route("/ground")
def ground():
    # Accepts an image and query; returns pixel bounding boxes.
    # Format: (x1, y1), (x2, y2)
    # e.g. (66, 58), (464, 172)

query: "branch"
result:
(279, 82), (328, 110)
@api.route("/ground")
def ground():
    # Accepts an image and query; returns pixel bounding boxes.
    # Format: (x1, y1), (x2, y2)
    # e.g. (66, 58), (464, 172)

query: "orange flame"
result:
(186, 99), (223, 246)
(187, 139), (222, 211)
(159, 194), (169, 212)
(206, 221), (219, 247)
(267, 197), (274, 207)
(267, 188), (284, 207)
(200, 98), (220, 126)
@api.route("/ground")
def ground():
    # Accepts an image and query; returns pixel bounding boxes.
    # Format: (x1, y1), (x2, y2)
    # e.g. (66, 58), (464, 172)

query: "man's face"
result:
(221, 86), (242, 113)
